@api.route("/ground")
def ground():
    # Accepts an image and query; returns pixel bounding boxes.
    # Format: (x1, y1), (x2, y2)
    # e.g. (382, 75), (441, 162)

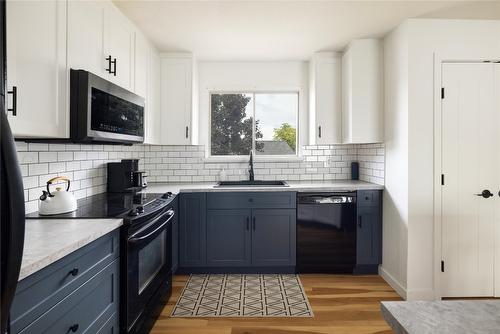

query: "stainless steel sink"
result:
(215, 180), (289, 187)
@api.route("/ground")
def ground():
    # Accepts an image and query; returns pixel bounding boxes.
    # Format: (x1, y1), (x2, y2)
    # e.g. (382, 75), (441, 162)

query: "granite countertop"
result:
(141, 180), (384, 194)
(381, 300), (500, 334)
(20, 218), (123, 281)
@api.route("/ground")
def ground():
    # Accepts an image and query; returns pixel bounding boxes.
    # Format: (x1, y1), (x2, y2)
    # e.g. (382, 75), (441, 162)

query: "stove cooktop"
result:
(26, 192), (175, 220)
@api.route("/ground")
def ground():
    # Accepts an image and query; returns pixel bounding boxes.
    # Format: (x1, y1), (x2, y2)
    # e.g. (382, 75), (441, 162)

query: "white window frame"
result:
(208, 91), (300, 159)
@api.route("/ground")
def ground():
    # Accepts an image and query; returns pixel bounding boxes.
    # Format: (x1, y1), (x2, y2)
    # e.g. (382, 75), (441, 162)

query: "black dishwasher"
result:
(297, 192), (357, 273)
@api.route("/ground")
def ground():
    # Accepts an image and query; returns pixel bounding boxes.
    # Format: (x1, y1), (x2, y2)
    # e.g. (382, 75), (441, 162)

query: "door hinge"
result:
(441, 87), (445, 99)
(441, 174), (445, 186)
(441, 260), (445, 272)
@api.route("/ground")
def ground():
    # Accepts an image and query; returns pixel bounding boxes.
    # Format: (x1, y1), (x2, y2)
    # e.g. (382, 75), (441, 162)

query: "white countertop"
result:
(20, 218), (123, 281)
(141, 180), (384, 194)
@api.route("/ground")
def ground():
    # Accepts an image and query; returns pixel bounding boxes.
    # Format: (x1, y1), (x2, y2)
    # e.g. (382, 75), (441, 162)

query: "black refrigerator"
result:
(0, 0), (26, 333)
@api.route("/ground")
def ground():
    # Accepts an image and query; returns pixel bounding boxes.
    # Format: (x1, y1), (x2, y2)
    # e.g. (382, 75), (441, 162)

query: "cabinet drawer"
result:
(11, 230), (119, 333)
(357, 190), (381, 207)
(18, 259), (119, 334)
(207, 192), (296, 209)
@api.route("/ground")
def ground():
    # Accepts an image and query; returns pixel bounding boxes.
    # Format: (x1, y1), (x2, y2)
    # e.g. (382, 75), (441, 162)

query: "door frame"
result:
(433, 54), (500, 300)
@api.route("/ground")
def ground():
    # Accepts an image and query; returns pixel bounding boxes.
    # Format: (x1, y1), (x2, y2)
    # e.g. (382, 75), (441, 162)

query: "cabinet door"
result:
(6, 0), (67, 138)
(161, 56), (193, 145)
(67, 0), (105, 77)
(356, 205), (382, 265)
(179, 193), (207, 267)
(144, 48), (161, 144)
(104, 4), (134, 90)
(207, 210), (252, 267)
(134, 33), (149, 98)
(342, 39), (383, 144)
(310, 53), (342, 144)
(251, 209), (296, 267)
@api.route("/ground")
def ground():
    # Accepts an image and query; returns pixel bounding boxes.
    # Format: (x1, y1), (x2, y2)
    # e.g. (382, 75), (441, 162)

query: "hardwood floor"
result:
(150, 274), (401, 334)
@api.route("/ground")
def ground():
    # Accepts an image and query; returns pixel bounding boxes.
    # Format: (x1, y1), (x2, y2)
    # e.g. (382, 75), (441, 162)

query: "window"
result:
(210, 92), (298, 156)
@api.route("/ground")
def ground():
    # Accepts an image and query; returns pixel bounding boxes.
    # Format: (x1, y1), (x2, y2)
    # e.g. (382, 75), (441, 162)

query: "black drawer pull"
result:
(318, 125), (322, 138)
(69, 268), (79, 277)
(112, 58), (117, 76)
(185, 126), (189, 138)
(69, 324), (79, 333)
(7, 86), (17, 116)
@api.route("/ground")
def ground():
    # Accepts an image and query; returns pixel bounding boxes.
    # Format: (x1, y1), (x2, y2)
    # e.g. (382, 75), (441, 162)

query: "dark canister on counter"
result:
(351, 161), (359, 180)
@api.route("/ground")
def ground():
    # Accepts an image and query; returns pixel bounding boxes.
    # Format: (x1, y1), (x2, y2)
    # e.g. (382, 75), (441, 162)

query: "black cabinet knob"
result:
(476, 190), (494, 198)
(69, 268), (79, 277)
(69, 324), (79, 333)
(136, 206), (144, 213)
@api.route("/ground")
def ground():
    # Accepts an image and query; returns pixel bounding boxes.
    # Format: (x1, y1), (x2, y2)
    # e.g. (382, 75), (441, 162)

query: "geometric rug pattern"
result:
(171, 274), (314, 317)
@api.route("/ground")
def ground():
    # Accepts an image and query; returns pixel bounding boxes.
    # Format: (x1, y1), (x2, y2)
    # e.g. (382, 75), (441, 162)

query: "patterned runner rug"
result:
(171, 274), (314, 317)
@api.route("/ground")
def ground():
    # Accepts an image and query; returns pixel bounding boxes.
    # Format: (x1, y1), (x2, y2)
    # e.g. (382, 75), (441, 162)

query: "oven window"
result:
(91, 87), (144, 136)
(138, 230), (166, 294)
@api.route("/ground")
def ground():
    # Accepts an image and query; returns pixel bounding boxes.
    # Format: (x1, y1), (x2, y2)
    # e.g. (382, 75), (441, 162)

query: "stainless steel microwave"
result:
(70, 69), (145, 144)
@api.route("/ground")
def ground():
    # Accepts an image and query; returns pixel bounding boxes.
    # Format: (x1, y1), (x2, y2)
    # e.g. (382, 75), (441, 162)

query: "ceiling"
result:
(114, 1), (500, 60)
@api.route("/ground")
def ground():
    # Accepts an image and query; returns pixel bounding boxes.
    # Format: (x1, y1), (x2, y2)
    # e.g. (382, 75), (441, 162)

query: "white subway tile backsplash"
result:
(17, 141), (384, 214)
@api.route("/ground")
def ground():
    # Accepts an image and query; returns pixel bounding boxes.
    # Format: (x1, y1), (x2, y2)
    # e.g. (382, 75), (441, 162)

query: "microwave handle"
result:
(129, 209), (175, 243)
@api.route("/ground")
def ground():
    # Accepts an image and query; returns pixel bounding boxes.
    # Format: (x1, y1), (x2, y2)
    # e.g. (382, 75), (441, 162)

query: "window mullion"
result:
(252, 92), (256, 155)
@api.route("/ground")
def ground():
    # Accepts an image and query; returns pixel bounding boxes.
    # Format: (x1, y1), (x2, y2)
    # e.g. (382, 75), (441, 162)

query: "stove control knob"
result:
(162, 192), (173, 199)
(128, 209), (139, 217)
(136, 206), (144, 213)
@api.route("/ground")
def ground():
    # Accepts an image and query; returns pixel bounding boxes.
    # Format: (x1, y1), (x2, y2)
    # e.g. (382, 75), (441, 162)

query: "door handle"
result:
(318, 125), (322, 138)
(105, 55), (117, 76)
(476, 190), (494, 198)
(185, 126), (189, 139)
(7, 86), (17, 116)
(105, 55), (112, 73)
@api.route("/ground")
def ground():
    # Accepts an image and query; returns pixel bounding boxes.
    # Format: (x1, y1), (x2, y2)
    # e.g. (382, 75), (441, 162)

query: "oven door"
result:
(126, 208), (174, 330)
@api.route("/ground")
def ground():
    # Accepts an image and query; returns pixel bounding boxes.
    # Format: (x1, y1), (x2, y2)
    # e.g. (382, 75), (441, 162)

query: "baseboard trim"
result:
(379, 266), (407, 300)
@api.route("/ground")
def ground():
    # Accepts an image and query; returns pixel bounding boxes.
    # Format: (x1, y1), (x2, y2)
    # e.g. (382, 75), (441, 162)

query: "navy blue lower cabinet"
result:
(207, 209), (252, 267)
(179, 193), (207, 267)
(356, 190), (382, 274)
(18, 259), (119, 334)
(251, 209), (296, 267)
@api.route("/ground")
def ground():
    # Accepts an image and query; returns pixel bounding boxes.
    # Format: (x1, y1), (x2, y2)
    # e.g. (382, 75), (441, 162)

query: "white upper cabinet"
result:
(309, 52), (342, 144)
(67, 0), (106, 76)
(6, 0), (68, 138)
(68, 1), (134, 90)
(161, 54), (197, 145)
(342, 39), (383, 143)
(134, 32), (149, 99)
(104, 4), (135, 90)
(144, 48), (162, 145)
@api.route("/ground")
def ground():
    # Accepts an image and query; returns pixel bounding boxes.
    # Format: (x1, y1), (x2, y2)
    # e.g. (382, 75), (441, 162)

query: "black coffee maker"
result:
(107, 159), (147, 193)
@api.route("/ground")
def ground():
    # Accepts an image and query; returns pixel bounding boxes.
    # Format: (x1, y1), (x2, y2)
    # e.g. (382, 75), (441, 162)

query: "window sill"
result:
(203, 155), (303, 163)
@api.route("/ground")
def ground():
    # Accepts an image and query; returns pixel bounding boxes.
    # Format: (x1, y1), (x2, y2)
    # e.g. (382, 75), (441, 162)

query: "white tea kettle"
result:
(39, 176), (78, 215)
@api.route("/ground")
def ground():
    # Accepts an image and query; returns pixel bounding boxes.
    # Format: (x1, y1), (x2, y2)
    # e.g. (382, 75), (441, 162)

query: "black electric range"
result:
(26, 191), (175, 222)
(27, 191), (177, 334)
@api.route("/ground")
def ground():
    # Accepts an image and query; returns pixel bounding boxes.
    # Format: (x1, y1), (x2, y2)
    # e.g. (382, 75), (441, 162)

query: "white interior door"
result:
(441, 63), (499, 297)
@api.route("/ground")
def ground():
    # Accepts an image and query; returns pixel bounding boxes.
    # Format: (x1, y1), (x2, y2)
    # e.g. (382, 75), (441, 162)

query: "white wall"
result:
(382, 18), (500, 300)
(380, 22), (409, 299)
(197, 61), (309, 156)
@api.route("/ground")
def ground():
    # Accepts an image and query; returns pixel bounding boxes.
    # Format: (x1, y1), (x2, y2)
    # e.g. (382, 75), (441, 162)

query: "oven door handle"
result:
(129, 209), (175, 243)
